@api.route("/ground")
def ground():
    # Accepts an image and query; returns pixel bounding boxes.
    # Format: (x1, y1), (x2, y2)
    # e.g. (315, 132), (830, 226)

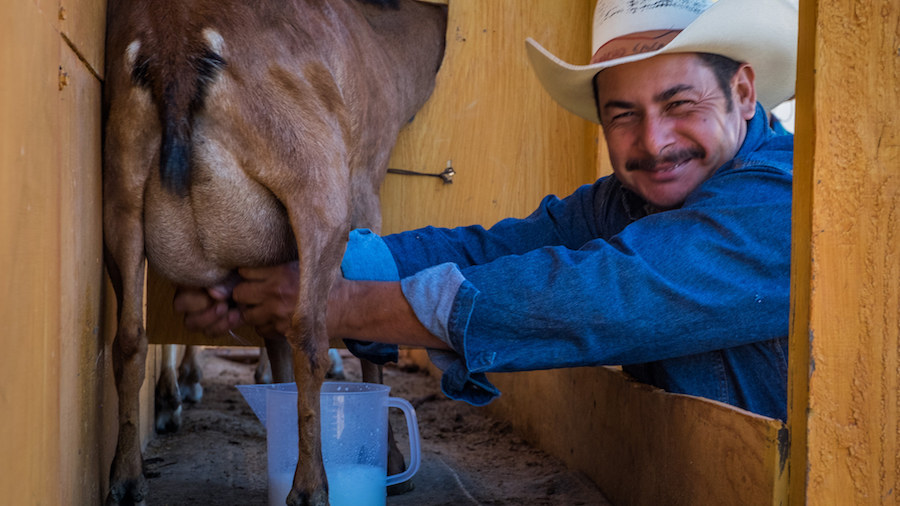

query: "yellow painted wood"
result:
(60, 0), (106, 78)
(58, 36), (105, 506)
(790, 0), (900, 503)
(381, 0), (598, 233)
(787, 0), (816, 501)
(490, 366), (788, 505)
(1, 1), (111, 503)
(0, 2), (62, 505)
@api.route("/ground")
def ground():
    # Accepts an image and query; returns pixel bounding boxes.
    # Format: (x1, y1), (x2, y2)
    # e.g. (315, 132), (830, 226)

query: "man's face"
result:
(595, 53), (757, 210)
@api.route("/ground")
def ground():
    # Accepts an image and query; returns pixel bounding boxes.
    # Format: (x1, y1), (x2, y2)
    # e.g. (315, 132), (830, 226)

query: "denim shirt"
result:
(343, 103), (793, 420)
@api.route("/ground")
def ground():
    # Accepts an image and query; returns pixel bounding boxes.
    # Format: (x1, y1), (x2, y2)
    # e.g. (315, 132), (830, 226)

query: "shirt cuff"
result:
(343, 229), (501, 405)
(403, 265), (500, 405)
(427, 348), (500, 406)
(400, 262), (464, 346)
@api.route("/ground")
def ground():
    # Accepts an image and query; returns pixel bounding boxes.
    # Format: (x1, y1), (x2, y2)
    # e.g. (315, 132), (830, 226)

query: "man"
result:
(177, 0), (798, 420)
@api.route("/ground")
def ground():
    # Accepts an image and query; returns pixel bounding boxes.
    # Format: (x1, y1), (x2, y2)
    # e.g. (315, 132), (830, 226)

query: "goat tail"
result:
(159, 103), (193, 197)
(155, 49), (226, 197)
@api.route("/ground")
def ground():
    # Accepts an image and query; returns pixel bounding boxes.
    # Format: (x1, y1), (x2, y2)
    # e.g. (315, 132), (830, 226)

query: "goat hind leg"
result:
(177, 344), (203, 403)
(155, 344), (184, 434)
(105, 245), (150, 506)
(287, 331), (330, 506)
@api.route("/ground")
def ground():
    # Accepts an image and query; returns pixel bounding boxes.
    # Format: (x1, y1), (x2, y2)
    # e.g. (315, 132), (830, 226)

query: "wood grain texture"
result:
(380, 0), (598, 234)
(58, 34), (105, 506)
(791, 0), (900, 503)
(0, 3), (64, 504)
(0, 1), (112, 503)
(489, 366), (788, 506)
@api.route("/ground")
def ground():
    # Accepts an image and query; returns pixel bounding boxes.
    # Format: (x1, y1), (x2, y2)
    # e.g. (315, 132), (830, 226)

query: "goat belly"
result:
(143, 182), (296, 287)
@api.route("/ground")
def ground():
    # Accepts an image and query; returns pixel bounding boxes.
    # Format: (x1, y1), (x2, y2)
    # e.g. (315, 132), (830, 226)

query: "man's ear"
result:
(732, 64), (757, 120)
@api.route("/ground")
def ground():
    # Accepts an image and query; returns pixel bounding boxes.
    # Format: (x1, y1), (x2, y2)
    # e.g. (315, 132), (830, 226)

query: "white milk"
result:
(268, 465), (385, 506)
(326, 464), (386, 506)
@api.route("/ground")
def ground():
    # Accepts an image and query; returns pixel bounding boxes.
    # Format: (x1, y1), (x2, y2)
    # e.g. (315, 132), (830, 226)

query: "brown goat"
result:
(102, 1), (447, 504)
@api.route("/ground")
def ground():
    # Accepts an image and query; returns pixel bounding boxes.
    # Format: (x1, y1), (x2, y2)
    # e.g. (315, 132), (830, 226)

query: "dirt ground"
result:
(143, 347), (610, 506)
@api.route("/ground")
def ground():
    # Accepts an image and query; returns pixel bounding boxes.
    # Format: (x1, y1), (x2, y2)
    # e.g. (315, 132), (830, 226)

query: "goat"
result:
(153, 344), (202, 434)
(102, 1), (447, 504)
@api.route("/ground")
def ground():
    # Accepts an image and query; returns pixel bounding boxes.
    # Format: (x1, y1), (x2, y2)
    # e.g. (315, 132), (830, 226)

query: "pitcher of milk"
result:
(237, 381), (420, 506)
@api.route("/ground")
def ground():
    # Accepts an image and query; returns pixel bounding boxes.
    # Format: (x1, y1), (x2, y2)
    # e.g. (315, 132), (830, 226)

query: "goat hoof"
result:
(178, 379), (203, 403)
(154, 402), (183, 434)
(286, 487), (328, 506)
(106, 476), (148, 506)
(325, 370), (346, 380)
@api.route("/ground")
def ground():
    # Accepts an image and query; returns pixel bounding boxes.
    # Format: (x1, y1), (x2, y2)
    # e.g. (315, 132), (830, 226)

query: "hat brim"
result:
(526, 0), (798, 124)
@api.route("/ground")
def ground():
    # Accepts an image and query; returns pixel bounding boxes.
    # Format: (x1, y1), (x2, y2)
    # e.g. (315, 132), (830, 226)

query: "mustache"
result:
(625, 147), (705, 172)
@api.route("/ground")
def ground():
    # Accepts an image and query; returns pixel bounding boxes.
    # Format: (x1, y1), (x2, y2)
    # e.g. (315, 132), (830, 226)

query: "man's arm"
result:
(326, 277), (451, 350)
(195, 262), (446, 350)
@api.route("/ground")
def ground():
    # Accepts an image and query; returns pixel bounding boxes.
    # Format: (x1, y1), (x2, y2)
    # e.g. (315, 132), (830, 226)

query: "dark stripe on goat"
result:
(193, 51), (227, 110)
(357, 0), (400, 8)
(157, 50), (227, 197)
(131, 57), (151, 88)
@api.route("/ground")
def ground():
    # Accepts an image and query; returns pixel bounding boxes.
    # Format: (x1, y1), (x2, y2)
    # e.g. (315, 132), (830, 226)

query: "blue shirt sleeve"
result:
(356, 104), (792, 411)
(387, 162), (792, 405)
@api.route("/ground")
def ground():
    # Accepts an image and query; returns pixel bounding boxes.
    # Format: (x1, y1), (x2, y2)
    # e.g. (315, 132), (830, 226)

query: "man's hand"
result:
(177, 259), (450, 351)
(173, 284), (243, 336)
(234, 262), (300, 339)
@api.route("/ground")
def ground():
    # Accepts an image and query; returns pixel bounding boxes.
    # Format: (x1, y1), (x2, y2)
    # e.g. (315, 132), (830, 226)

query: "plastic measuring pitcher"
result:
(237, 381), (420, 506)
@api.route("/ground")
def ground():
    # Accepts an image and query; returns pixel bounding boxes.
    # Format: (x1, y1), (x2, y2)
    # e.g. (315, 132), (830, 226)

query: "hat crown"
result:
(592, 0), (713, 52)
(525, 0), (798, 124)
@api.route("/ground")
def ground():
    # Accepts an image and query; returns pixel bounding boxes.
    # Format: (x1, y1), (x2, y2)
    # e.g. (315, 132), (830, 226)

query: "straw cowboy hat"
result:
(526, 0), (798, 124)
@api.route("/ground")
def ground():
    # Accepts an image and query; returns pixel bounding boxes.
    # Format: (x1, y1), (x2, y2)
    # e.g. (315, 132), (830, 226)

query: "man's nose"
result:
(638, 116), (674, 157)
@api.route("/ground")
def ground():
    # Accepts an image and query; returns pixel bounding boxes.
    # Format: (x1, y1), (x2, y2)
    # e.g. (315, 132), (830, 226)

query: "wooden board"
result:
(58, 30), (105, 506)
(380, 0), (599, 233)
(60, 0), (106, 78)
(790, 0), (900, 502)
(0, 3), (64, 504)
(0, 1), (109, 504)
(487, 366), (788, 505)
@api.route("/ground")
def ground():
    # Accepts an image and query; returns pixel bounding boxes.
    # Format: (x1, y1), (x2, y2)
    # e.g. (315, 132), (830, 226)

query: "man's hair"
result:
(592, 52), (745, 121)
(696, 53), (744, 112)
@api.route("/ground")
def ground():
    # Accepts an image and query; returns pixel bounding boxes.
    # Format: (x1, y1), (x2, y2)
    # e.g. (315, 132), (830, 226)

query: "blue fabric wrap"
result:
(340, 229), (400, 365)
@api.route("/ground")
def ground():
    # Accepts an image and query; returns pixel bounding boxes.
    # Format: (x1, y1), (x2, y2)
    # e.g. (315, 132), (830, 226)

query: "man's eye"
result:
(610, 111), (636, 122)
(667, 100), (691, 111)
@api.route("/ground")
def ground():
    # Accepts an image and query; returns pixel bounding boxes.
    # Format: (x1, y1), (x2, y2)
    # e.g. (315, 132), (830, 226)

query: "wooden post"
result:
(1, 0), (110, 504)
(790, 0), (900, 503)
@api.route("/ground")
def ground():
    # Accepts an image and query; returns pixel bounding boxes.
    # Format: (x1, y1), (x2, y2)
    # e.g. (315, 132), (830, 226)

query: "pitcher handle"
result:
(385, 397), (420, 486)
